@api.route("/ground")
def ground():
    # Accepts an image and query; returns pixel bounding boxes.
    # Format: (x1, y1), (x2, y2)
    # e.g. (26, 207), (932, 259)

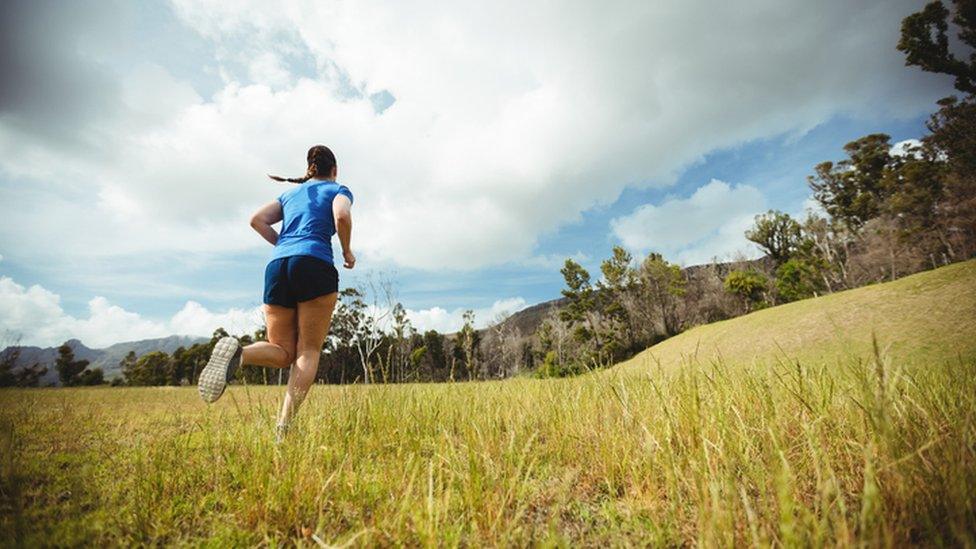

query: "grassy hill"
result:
(608, 259), (976, 376)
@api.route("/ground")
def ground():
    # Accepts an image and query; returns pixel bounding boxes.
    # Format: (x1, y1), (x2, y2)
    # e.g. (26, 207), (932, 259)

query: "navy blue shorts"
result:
(263, 255), (339, 308)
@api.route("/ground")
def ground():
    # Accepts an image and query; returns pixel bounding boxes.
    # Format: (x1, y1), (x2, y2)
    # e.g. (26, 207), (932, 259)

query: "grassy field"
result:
(1, 262), (975, 546)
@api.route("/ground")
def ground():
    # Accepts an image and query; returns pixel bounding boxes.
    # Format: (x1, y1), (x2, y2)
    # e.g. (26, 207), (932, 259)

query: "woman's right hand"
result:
(342, 249), (356, 269)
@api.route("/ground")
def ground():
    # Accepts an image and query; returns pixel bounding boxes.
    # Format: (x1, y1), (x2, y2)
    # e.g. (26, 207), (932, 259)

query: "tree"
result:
(325, 288), (363, 383)
(927, 97), (976, 180)
(775, 258), (826, 303)
(77, 368), (105, 386)
(56, 344), (91, 387)
(557, 257), (615, 369)
(409, 345), (428, 381)
(799, 213), (850, 292)
(882, 145), (947, 234)
(16, 362), (48, 387)
(180, 344), (211, 385)
(380, 302), (415, 383)
(453, 310), (480, 380)
(342, 274), (397, 384)
(745, 210), (803, 264)
(209, 327), (230, 349)
(0, 332), (47, 387)
(724, 270), (769, 312)
(924, 97), (976, 258)
(171, 346), (188, 386)
(808, 134), (893, 230)
(422, 330), (448, 375)
(0, 346), (47, 387)
(559, 259), (596, 328)
(0, 347), (17, 387)
(597, 246), (639, 355)
(638, 253), (686, 337)
(535, 311), (587, 378)
(897, 0), (976, 95)
(559, 258), (603, 348)
(482, 312), (523, 379)
(599, 246), (636, 296)
(899, 0), (976, 258)
(878, 143), (962, 264)
(536, 309), (574, 375)
(125, 351), (171, 386)
(535, 351), (561, 379)
(119, 351), (138, 384)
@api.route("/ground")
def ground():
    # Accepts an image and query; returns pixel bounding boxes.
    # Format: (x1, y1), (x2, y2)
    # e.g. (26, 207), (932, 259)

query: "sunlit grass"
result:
(611, 259), (976, 376)
(2, 346), (974, 546)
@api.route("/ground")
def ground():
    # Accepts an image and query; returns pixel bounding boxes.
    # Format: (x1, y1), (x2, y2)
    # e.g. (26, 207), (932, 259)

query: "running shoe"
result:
(198, 336), (242, 403)
(275, 422), (289, 445)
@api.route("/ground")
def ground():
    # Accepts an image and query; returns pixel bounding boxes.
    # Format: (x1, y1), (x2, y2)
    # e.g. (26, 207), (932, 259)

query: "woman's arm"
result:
(250, 200), (283, 246)
(333, 194), (355, 269)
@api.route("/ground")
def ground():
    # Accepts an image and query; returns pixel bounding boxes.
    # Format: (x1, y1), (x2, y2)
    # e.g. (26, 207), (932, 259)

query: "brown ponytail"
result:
(268, 145), (337, 184)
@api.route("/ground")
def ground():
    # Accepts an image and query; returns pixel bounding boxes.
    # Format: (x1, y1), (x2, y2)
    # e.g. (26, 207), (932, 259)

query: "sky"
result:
(0, 0), (957, 348)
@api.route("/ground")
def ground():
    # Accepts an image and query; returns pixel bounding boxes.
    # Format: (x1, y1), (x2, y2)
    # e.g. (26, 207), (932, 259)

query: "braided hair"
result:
(268, 145), (337, 183)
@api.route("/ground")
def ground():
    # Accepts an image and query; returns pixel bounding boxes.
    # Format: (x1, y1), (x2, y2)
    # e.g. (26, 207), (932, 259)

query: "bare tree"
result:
(482, 312), (524, 378)
(350, 271), (397, 384)
(536, 309), (575, 372)
(379, 302), (415, 383)
(456, 310), (479, 380)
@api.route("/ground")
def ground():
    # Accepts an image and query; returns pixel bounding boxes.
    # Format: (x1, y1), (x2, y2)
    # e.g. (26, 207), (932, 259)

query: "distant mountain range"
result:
(1, 335), (208, 385)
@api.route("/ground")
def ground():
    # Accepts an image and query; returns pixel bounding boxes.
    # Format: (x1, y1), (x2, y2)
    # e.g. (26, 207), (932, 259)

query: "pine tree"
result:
(55, 344), (90, 387)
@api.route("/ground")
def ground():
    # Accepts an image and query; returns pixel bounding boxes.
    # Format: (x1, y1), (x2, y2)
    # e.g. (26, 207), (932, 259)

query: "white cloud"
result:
(0, 272), (525, 347)
(169, 301), (266, 339)
(890, 138), (924, 157)
(406, 297), (528, 334)
(610, 179), (766, 265)
(0, 0), (953, 273)
(247, 53), (294, 89)
(0, 276), (264, 348)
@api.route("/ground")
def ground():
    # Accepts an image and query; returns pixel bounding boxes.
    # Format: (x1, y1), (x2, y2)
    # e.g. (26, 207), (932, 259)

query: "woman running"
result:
(197, 144), (355, 441)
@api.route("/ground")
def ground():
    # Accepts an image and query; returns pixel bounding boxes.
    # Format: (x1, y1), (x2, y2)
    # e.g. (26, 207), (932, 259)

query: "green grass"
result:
(1, 261), (974, 546)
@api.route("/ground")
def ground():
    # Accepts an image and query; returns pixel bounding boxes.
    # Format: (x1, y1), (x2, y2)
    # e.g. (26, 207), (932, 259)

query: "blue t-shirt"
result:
(270, 180), (354, 265)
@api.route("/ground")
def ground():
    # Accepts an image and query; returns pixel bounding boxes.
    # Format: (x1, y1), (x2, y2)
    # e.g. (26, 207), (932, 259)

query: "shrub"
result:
(723, 269), (770, 311)
(775, 258), (826, 302)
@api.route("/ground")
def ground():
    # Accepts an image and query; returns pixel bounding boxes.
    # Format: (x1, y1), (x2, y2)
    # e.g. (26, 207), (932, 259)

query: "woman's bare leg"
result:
(277, 292), (338, 427)
(241, 304), (296, 368)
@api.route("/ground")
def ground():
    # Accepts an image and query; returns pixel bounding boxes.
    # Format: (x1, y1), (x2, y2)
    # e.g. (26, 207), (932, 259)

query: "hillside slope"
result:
(608, 259), (976, 376)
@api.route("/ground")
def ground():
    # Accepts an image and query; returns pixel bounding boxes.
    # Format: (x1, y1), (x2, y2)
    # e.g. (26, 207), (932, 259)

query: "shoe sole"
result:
(198, 337), (241, 403)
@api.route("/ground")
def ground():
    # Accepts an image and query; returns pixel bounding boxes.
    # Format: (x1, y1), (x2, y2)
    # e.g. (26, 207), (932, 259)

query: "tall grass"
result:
(1, 345), (974, 546)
